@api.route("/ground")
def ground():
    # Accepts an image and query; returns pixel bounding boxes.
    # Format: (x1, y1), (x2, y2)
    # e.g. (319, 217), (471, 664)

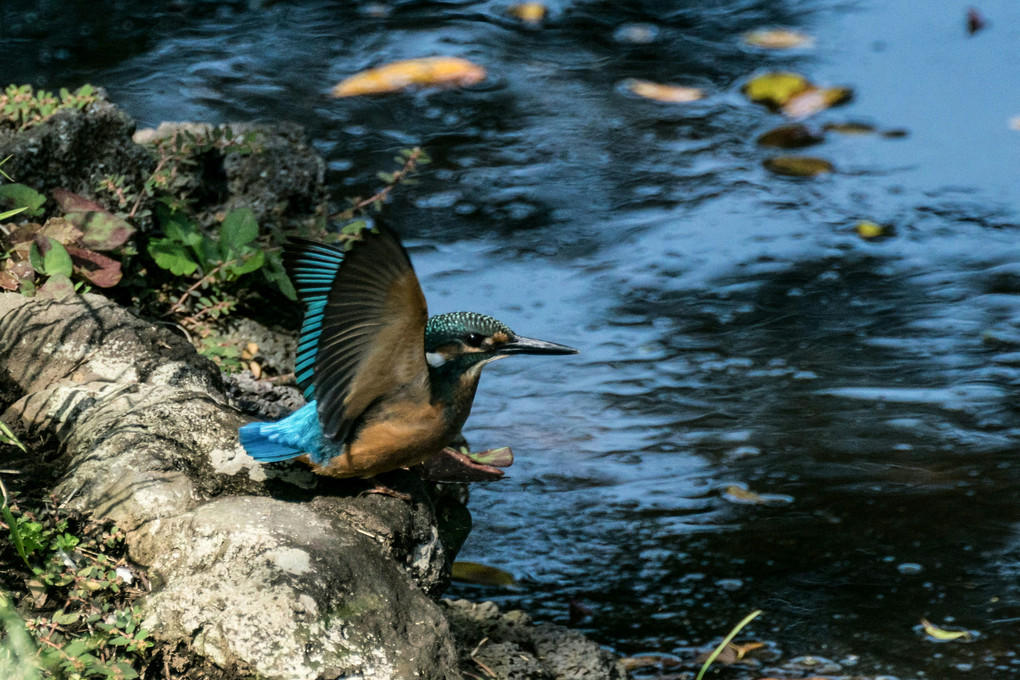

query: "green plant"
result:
(0, 84), (98, 132)
(695, 609), (762, 680)
(0, 496), (153, 679)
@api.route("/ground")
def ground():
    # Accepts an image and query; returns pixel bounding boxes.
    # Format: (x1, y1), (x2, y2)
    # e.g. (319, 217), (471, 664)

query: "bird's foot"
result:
(358, 481), (413, 502)
(420, 446), (514, 483)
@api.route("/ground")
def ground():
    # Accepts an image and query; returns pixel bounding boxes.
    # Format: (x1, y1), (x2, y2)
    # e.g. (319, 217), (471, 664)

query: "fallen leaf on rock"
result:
(508, 2), (547, 25)
(757, 124), (824, 148)
(763, 156), (834, 177)
(331, 57), (486, 97)
(920, 618), (974, 642)
(624, 79), (705, 103)
(743, 28), (814, 49)
(451, 561), (517, 587)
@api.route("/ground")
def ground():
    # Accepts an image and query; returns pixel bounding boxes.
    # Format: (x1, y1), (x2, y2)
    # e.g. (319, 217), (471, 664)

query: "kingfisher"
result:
(238, 223), (577, 483)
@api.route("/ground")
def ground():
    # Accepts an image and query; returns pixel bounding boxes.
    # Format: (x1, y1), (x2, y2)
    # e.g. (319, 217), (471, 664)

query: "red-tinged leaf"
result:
(36, 273), (75, 300)
(52, 188), (105, 213)
(67, 211), (136, 251)
(66, 245), (123, 288)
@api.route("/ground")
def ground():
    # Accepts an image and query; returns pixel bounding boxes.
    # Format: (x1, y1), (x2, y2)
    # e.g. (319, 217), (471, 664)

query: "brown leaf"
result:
(52, 188), (106, 213)
(763, 156), (834, 177)
(508, 3), (547, 25)
(66, 245), (123, 288)
(36, 273), (75, 300)
(757, 124), (824, 148)
(0, 269), (19, 291)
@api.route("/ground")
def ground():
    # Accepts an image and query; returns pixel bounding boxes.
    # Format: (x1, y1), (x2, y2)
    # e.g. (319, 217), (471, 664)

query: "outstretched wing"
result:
(284, 225), (429, 444)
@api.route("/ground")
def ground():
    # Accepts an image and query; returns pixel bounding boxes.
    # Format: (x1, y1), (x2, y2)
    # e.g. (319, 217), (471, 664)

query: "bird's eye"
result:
(465, 332), (486, 348)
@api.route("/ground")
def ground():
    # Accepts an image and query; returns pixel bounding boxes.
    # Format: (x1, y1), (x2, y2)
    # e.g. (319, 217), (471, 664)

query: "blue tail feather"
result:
(238, 401), (323, 463)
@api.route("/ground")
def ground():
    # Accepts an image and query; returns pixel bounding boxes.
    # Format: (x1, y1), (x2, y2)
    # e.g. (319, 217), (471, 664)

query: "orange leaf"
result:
(332, 57), (486, 97)
(508, 3), (547, 25)
(625, 79), (705, 103)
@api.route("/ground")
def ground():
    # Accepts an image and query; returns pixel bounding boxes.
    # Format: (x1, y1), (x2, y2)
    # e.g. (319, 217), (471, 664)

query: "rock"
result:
(444, 599), (629, 680)
(0, 91), (327, 234)
(0, 292), (458, 679)
(0, 92), (155, 210)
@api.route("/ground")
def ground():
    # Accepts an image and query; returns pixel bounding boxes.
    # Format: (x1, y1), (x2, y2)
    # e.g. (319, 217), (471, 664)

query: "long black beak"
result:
(503, 335), (578, 356)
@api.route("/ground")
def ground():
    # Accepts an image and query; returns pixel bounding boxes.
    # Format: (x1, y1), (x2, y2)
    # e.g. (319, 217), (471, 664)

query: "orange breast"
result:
(307, 400), (454, 478)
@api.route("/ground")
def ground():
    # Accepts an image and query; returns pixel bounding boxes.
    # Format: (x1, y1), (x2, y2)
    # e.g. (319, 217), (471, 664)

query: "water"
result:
(5, 0), (1020, 676)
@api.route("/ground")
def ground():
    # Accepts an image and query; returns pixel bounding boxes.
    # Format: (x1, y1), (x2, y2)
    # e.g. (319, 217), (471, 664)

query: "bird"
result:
(238, 223), (577, 482)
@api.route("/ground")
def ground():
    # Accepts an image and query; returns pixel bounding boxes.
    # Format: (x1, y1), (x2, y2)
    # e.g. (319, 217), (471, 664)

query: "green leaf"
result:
(29, 241), (46, 274)
(147, 239), (199, 276)
(0, 205), (28, 221)
(450, 561), (517, 587)
(42, 238), (74, 277)
(162, 212), (202, 249)
(0, 183), (46, 217)
(226, 250), (265, 278)
(263, 252), (297, 300)
(218, 208), (259, 254)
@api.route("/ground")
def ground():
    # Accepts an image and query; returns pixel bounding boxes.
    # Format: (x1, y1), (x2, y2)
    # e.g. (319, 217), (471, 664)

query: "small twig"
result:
(331, 147), (425, 221)
(469, 637), (498, 679)
(169, 260), (231, 315)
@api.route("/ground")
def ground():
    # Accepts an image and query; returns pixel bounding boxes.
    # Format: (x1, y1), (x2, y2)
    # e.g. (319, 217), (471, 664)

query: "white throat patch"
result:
(426, 351), (447, 368)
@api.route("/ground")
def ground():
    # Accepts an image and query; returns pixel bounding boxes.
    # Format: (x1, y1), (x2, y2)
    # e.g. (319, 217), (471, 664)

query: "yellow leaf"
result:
(763, 156), (834, 177)
(824, 122), (876, 135)
(508, 3), (547, 25)
(451, 561), (517, 587)
(855, 220), (889, 239)
(920, 618), (973, 642)
(744, 28), (814, 49)
(625, 79), (705, 103)
(742, 72), (812, 109)
(332, 57), (486, 97)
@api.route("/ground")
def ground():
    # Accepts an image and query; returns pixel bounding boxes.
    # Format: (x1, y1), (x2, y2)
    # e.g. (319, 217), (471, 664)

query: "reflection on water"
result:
(6, 0), (1020, 676)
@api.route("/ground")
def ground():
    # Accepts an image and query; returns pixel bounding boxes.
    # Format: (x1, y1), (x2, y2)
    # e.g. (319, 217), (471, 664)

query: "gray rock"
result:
(0, 292), (458, 679)
(444, 599), (629, 680)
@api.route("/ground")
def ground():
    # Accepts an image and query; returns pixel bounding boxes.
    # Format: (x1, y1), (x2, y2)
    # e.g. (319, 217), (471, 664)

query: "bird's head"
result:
(424, 312), (577, 377)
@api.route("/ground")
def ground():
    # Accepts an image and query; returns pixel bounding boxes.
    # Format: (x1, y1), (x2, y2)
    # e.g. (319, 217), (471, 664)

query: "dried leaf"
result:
(52, 188), (105, 213)
(332, 57), (487, 97)
(763, 156), (834, 177)
(468, 446), (513, 468)
(756, 124), (824, 148)
(722, 485), (794, 506)
(624, 79), (705, 103)
(451, 561), (517, 587)
(508, 3), (547, 25)
(0, 269), (18, 291)
(744, 28), (814, 49)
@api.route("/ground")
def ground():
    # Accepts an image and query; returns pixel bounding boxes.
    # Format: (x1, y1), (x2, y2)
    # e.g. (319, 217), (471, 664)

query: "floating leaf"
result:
(756, 124), (824, 148)
(743, 28), (814, 49)
(468, 446), (513, 468)
(966, 7), (986, 35)
(332, 57), (487, 97)
(742, 72), (812, 110)
(36, 273), (75, 300)
(451, 561), (517, 587)
(722, 484), (794, 506)
(508, 2), (547, 25)
(920, 618), (974, 642)
(1009, 116), (1020, 131)
(763, 156), (834, 177)
(855, 220), (893, 240)
(824, 121), (876, 135)
(66, 245), (123, 287)
(782, 86), (852, 118)
(624, 79), (705, 103)
(621, 654), (683, 671)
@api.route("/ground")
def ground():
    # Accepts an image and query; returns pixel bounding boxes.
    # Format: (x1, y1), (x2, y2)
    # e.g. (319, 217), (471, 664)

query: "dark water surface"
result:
(5, 0), (1020, 676)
